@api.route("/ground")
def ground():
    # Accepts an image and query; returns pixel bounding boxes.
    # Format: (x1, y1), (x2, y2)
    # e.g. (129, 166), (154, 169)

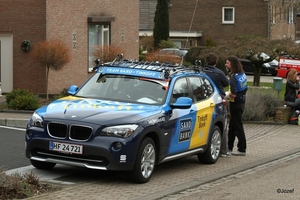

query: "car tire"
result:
(30, 159), (56, 170)
(197, 125), (221, 164)
(128, 137), (156, 184)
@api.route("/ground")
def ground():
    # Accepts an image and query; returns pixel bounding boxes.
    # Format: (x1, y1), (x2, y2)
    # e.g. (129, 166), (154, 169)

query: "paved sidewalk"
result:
(8, 123), (300, 200)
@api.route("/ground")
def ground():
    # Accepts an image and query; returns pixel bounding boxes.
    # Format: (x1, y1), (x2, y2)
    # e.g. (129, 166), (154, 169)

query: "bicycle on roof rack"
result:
(93, 54), (207, 78)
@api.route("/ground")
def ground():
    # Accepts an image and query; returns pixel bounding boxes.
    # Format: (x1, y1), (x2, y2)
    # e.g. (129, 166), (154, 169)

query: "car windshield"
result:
(75, 74), (168, 105)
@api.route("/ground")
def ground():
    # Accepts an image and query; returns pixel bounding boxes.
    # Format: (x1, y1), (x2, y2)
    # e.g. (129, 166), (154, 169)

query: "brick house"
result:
(140, 0), (299, 48)
(0, 0), (139, 95)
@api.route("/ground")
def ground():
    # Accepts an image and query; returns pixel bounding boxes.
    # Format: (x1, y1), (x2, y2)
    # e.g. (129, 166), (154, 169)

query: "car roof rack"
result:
(93, 54), (206, 80)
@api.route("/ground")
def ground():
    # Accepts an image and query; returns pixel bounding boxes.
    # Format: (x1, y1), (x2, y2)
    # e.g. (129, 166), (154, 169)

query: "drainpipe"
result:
(267, 0), (270, 38)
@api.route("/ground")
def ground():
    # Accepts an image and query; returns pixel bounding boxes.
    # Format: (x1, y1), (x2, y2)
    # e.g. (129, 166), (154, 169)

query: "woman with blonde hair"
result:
(285, 69), (300, 109)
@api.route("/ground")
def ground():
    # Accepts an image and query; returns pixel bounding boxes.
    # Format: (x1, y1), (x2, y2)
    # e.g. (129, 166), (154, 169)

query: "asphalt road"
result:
(0, 127), (30, 170)
(247, 74), (286, 84)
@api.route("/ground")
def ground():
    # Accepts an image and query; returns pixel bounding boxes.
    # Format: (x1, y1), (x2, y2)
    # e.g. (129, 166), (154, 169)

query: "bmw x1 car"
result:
(25, 59), (227, 183)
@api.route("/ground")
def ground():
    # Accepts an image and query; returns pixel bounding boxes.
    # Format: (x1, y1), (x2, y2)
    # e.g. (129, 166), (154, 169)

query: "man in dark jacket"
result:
(203, 53), (229, 98)
(203, 53), (230, 157)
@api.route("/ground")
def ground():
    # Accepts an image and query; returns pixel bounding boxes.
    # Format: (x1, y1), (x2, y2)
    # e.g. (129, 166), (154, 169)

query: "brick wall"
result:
(0, 0), (139, 95)
(168, 0), (269, 45)
(46, 0), (139, 94)
(0, 0), (47, 93)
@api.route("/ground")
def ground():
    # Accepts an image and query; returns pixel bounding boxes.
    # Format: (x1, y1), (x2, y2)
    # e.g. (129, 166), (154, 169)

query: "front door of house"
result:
(0, 33), (13, 93)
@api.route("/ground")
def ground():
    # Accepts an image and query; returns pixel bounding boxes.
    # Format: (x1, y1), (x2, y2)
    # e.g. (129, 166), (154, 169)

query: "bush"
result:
(184, 46), (208, 66)
(6, 89), (31, 104)
(92, 45), (124, 63)
(6, 89), (40, 110)
(0, 169), (59, 199)
(139, 54), (146, 61)
(53, 88), (69, 100)
(243, 87), (282, 121)
(159, 39), (177, 49)
(145, 50), (182, 64)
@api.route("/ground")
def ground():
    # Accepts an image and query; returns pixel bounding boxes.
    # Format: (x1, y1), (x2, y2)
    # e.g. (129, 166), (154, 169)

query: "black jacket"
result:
(203, 65), (229, 98)
(284, 80), (299, 102)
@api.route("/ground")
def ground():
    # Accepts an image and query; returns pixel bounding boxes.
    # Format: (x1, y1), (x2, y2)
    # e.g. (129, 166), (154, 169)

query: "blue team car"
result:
(25, 59), (227, 183)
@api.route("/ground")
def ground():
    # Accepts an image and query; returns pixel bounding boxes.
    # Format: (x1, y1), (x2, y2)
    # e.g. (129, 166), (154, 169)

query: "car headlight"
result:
(30, 112), (44, 128)
(100, 124), (138, 138)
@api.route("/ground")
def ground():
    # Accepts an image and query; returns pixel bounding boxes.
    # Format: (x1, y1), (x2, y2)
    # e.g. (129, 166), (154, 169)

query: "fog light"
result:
(112, 142), (122, 151)
(26, 130), (33, 138)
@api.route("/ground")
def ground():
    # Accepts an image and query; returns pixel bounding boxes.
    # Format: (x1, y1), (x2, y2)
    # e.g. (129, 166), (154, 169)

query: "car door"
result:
(167, 77), (196, 155)
(188, 77), (215, 148)
(240, 59), (253, 74)
(166, 76), (214, 155)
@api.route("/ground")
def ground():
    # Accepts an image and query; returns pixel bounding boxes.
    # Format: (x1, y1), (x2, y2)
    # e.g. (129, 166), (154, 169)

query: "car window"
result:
(159, 49), (187, 57)
(189, 77), (207, 102)
(76, 74), (167, 104)
(201, 78), (214, 98)
(174, 50), (181, 56)
(171, 78), (189, 103)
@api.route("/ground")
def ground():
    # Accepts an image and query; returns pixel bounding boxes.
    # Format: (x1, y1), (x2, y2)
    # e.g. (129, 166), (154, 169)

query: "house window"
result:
(222, 7), (235, 24)
(288, 7), (294, 24)
(88, 24), (110, 71)
(271, 5), (276, 24)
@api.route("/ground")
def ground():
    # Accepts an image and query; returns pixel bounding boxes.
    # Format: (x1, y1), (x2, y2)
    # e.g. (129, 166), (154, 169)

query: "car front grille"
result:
(48, 122), (68, 138)
(70, 125), (93, 141)
(47, 122), (93, 141)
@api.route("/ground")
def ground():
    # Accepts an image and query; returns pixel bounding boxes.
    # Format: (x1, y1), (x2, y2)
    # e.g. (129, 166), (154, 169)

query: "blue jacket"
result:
(230, 72), (248, 103)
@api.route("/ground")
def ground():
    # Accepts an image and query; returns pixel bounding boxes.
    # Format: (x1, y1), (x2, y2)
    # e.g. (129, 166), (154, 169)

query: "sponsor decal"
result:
(179, 119), (192, 142)
(197, 114), (207, 128)
(102, 67), (165, 80)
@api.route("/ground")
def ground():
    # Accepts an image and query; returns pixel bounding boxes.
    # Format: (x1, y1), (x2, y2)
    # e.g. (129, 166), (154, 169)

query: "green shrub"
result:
(6, 89), (32, 104)
(6, 89), (40, 110)
(53, 88), (69, 100)
(184, 46), (208, 66)
(205, 37), (217, 47)
(243, 87), (281, 121)
(139, 54), (146, 61)
(159, 39), (177, 49)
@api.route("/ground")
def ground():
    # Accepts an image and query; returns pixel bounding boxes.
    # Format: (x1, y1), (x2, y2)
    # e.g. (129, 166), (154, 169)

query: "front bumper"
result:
(25, 138), (135, 171)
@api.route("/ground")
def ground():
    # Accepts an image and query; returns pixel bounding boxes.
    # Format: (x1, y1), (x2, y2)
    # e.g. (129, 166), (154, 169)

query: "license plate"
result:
(49, 141), (83, 154)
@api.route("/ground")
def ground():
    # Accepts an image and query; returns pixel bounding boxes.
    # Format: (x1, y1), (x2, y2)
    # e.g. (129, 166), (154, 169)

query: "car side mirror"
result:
(170, 97), (192, 109)
(68, 85), (79, 96)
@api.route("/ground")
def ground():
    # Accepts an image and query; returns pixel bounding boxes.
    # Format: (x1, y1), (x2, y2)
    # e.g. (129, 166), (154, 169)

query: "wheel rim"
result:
(210, 130), (221, 160)
(140, 143), (155, 179)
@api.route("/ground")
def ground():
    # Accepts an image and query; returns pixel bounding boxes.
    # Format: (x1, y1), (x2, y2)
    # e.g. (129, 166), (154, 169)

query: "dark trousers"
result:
(228, 102), (246, 152)
(286, 98), (300, 110)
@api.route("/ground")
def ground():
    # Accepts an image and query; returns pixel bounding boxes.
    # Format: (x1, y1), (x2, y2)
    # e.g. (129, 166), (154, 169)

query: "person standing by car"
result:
(203, 53), (229, 99)
(203, 53), (230, 157)
(284, 69), (300, 109)
(225, 56), (248, 156)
